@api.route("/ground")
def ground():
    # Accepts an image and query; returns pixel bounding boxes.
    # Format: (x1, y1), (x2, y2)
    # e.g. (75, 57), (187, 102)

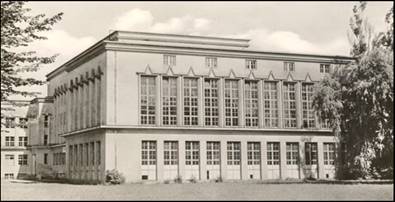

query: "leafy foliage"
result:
(313, 2), (393, 179)
(1, 1), (63, 101)
(105, 169), (126, 185)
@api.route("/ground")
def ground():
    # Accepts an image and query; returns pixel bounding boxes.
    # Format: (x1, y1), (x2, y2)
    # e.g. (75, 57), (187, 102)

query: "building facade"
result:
(2, 31), (353, 183)
(1, 101), (31, 179)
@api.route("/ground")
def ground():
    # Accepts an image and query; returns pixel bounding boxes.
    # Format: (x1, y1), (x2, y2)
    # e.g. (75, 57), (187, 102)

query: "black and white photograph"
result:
(1, 1), (393, 200)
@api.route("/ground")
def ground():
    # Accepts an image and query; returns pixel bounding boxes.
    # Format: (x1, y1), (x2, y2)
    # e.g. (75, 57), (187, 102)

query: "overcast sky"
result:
(13, 1), (393, 99)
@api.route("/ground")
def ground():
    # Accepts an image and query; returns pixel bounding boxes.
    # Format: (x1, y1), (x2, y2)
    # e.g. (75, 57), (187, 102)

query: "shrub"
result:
(189, 176), (198, 183)
(164, 180), (171, 184)
(105, 169), (125, 185)
(174, 175), (182, 183)
(215, 176), (223, 183)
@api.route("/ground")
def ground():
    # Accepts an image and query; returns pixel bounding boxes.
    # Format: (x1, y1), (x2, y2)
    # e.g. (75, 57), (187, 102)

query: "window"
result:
(302, 83), (315, 128)
(90, 142), (95, 166)
(246, 59), (257, 70)
(207, 141), (220, 165)
(284, 62), (295, 72)
(53, 153), (57, 165)
(96, 67), (102, 126)
(44, 115), (49, 128)
(4, 173), (14, 179)
(19, 118), (28, 128)
(79, 144), (83, 166)
(69, 145), (73, 167)
(5, 117), (16, 128)
(5, 155), (15, 166)
(85, 143), (89, 166)
(206, 57), (217, 68)
(283, 82), (297, 128)
(183, 78), (199, 126)
(247, 142), (261, 165)
(320, 119), (330, 129)
(227, 142), (241, 165)
(74, 145), (78, 167)
(91, 75), (96, 127)
(140, 76), (156, 125)
(286, 143), (299, 165)
(267, 142), (280, 165)
(305, 143), (318, 165)
(163, 55), (176, 66)
(18, 137), (28, 147)
(164, 141), (178, 165)
(96, 141), (101, 165)
(263, 82), (278, 127)
(162, 77), (177, 125)
(245, 81), (259, 127)
(204, 79), (219, 126)
(224, 80), (239, 126)
(43, 135), (48, 145)
(5, 136), (15, 147)
(185, 141), (199, 165)
(324, 143), (335, 165)
(142, 141), (156, 165)
(320, 64), (330, 73)
(44, 153), (48, 164)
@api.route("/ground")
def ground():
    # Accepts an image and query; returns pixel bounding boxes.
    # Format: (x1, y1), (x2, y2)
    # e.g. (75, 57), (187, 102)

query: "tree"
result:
(312, 2), (393, 179)
(1, 1), (63, 102)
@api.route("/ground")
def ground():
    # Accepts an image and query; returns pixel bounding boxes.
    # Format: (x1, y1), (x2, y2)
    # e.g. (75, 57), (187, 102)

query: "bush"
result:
(215, 176), (223, 183)
(105, 169), (125, 185)
(189, 176), (198, 183)
(164, 180), (171, 184)
(174, 175), (182, 183)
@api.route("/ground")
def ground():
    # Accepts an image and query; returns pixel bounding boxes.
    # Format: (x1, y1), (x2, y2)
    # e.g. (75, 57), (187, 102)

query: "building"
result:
(27, 97), (66, 179)
(2, 31), (354, 183)
(1, 100), (31, 179)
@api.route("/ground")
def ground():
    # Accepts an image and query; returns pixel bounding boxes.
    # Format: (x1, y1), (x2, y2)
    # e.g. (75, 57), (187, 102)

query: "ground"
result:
(1, 180), (393, 200)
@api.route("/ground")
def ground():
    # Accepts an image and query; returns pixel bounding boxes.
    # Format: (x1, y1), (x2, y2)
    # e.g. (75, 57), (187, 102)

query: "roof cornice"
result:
(104, 41), (354, 64)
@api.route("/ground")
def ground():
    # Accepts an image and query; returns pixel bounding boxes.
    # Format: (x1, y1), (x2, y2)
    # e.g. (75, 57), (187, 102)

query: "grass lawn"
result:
(1, 180), (393, 200)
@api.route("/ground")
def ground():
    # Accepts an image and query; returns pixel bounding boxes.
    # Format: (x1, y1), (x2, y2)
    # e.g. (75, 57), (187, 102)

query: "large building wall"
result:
(42, 31), (352, 183)
(102, 129), (337, 183)
(107, 50), (343, 126)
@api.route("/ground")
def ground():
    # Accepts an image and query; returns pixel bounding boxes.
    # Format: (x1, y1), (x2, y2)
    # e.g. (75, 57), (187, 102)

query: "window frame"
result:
(302, 83), (316, 128)
(164, 141), (178, 165)
(162, 76), (178, 126)
(283, 82), (297, 128)
(183, 77), (199, 126)
(244, 80), (259, 127)
(207, 141), (220, 165)
(247, 142), (261, 165)
(286, 142), (299, 165)
(142, 141), (157, 165)
(227, 141), (241, 165)
(263, 81), (279, 128)
(140, 75), (157, 125)
(224, 79), (239, 126)
(246, 59), (257, 70)
(267, 142), (280, 165)
(204, 78), (219, 126)
(305, 142), (318, 165)
(185, 141), (200, 165)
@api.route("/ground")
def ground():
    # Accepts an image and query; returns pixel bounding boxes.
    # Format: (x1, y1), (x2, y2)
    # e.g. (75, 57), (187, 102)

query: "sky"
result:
(11, 1), (393, 99)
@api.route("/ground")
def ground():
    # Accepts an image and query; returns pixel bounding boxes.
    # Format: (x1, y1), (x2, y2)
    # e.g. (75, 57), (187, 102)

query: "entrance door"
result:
(184, 141), (200, 180)
(206, 141), (221, 180)
(163, 141), (178, 180)
(141, 141), (157, 180)
(226, 142), (241, 180)
(247, 142), (261, 179)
